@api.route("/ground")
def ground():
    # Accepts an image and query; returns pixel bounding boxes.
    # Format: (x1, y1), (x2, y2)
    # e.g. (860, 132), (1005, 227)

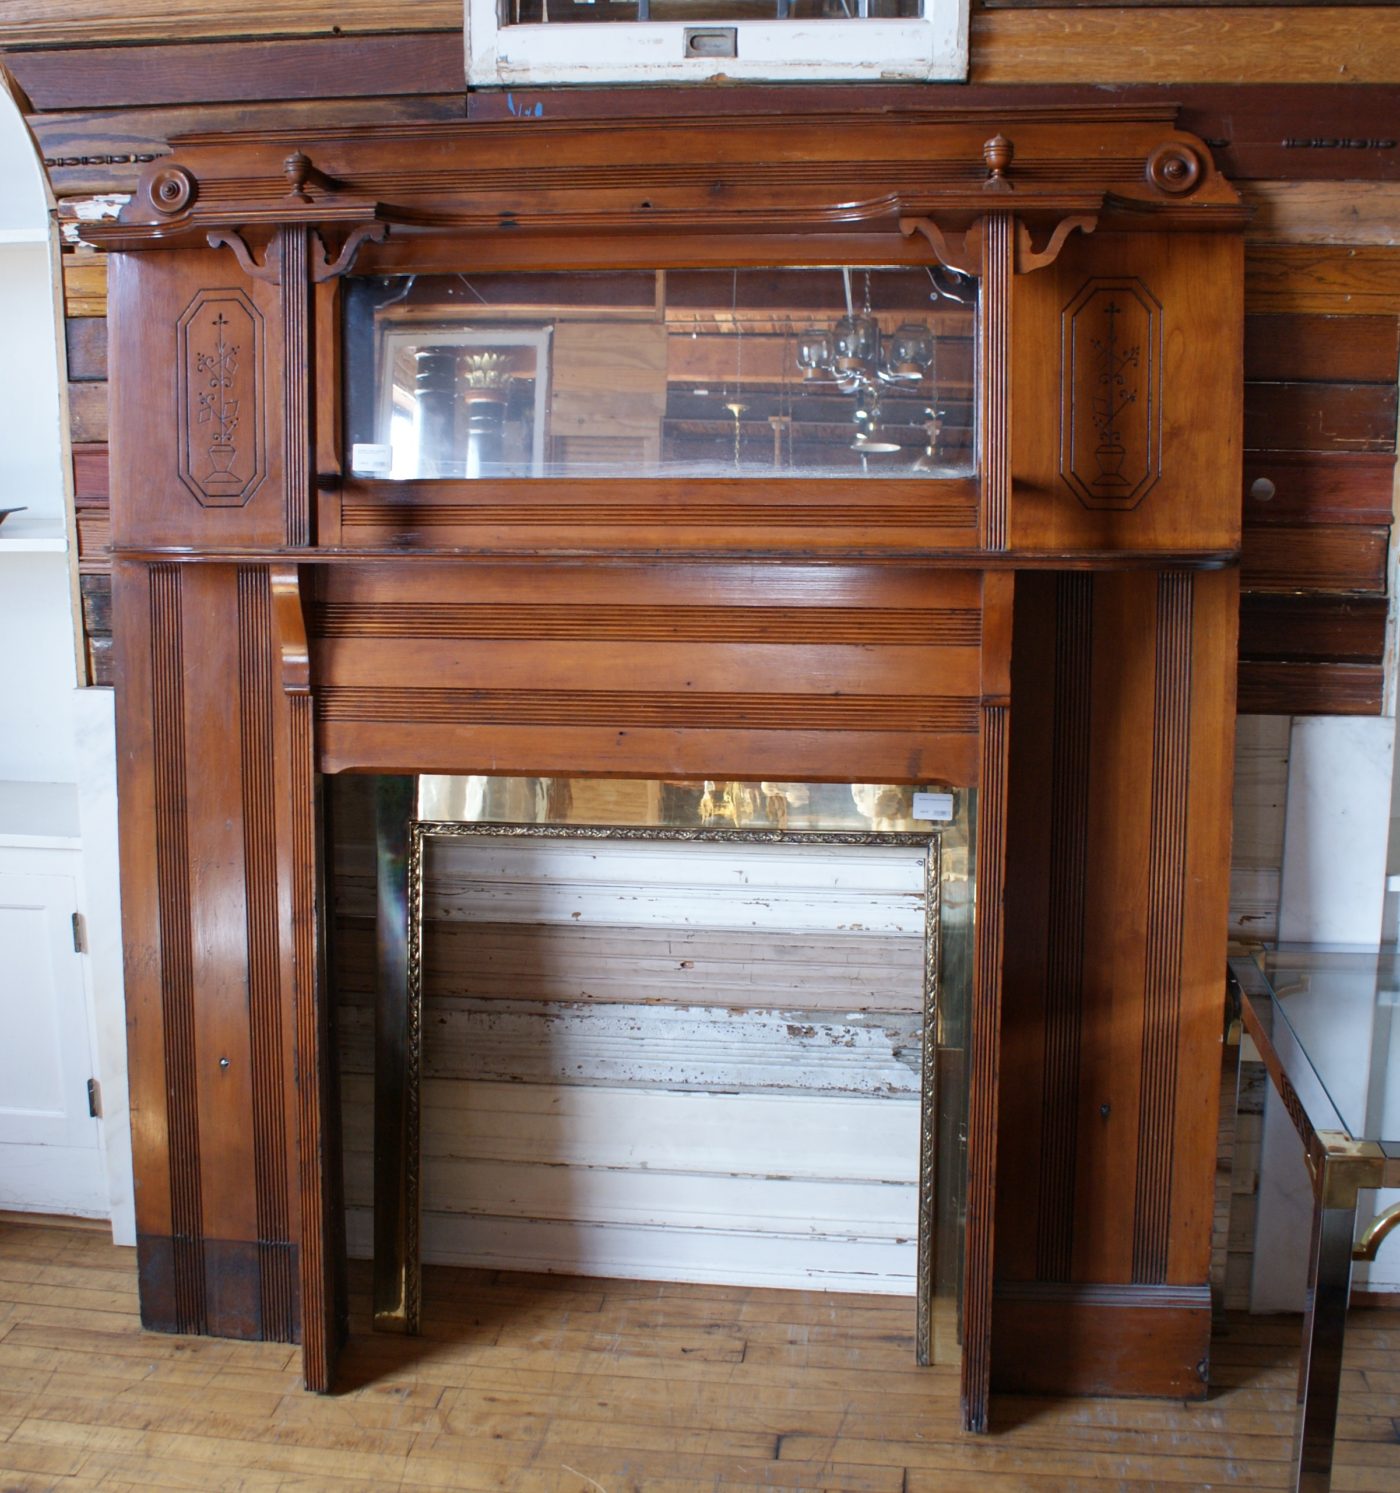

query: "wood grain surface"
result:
(1, 1217), (1397, 1487)
(971, 8), (1400, 85)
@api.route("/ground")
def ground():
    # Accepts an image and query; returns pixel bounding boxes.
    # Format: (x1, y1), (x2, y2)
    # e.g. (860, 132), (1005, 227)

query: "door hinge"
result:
(87, 1077), (102, 1119)
(71, 911), (85, 954)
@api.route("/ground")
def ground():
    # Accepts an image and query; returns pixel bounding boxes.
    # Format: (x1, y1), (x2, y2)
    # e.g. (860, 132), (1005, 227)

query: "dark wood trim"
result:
(72, 442), (109, 503)
(149, 564), (206, 1336)
(1242, 450), (1396, 527)
(1245, 313), (1399, 385)
(981, 215), (1013, 553)
(1133, 572), (1193, 1285)
(280, 227), (312, 548)
(1238, 661), (1385, 716)
(237, 568), (296, 1344)
(991, 1281), (1212, 1399)
(963, 698), (1011, 1433)
(5, 33), (465, 109)
(1035, 573), (1093, 1283)
(1239, 594), (1387, 665)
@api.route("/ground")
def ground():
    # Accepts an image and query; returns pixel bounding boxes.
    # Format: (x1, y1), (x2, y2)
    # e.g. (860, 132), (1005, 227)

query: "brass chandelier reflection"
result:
(795, 268), (936, 453)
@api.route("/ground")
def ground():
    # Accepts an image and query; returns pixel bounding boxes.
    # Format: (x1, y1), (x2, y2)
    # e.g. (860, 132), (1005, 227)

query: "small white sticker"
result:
(912, 791), (954, 822)
(351, 442), (392, 475)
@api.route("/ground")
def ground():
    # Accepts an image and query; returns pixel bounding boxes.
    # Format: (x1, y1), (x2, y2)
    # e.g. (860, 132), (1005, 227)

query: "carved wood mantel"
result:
(86, 105), (1244, 1432)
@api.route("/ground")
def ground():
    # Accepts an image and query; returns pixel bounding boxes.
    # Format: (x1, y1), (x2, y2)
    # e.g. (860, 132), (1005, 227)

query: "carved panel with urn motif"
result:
(1060, 278), (1163, 512)
(176, 289), (266, 508)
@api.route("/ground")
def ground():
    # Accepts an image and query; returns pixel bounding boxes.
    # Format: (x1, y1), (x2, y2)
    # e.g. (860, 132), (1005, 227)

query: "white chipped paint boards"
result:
(336, 817), (929, 1292)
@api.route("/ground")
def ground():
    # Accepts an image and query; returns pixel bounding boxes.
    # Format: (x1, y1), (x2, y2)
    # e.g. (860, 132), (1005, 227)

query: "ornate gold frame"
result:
(374, 812), (946, 1362)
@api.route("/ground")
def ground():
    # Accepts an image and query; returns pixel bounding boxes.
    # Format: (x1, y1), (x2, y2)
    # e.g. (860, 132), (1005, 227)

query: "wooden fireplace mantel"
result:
(86, 104), (1243, 1433)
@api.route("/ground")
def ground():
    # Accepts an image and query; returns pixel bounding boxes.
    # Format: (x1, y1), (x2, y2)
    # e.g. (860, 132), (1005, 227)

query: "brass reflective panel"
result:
(417, 773), (963, 833)
(342, 268), (977, 481)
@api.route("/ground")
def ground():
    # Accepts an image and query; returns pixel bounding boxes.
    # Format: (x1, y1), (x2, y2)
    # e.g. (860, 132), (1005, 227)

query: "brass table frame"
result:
(1228, 956), (1400, 1493)
(373, 777), (948, 1361)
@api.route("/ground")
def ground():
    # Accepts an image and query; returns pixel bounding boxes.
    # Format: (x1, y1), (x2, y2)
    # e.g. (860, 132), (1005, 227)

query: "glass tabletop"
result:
(1252, 947), (1400, 1158)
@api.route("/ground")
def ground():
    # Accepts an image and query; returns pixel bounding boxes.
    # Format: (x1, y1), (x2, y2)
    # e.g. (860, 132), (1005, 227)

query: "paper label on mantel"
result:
(912, 791), (954, 822)
(351, 443), (391, 476)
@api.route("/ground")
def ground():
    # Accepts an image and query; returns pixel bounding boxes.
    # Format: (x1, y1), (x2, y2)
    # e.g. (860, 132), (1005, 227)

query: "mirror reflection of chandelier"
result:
(795, 268), (937, 454)
(795, 268), (936, 393)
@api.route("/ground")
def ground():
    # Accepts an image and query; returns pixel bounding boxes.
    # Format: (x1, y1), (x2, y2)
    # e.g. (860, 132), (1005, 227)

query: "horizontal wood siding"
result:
(1239, 287), (1397, 715)
(332, 795), (930, 1293)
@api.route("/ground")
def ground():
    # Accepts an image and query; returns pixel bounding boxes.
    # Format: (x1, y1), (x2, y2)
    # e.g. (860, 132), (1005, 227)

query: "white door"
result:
(0, 866), (105, 1214)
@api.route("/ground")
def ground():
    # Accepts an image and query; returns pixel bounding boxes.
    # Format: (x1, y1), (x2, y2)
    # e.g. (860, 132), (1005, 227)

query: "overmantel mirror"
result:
(86, 104), (1245, 1433)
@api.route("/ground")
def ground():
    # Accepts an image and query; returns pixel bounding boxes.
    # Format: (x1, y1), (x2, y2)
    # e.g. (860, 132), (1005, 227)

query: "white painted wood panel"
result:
(341, 999), (921, 1094)
(422, 838), (929, 935)
(1230, 715), (1290, 943)
(346, 1210), (917, 1293)
(333, 814), (929, 1291)
(343, 1076), (918, 1182)
(337, 921), (924, 1011)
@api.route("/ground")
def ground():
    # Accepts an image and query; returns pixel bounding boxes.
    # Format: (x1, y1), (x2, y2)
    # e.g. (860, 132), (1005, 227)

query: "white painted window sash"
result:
(465, 0), (970, 86)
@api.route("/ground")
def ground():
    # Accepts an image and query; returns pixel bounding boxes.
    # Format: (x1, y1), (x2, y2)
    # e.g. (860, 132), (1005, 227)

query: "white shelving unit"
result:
(0, 89), (134, 1241)
(0, 512), (67, 553)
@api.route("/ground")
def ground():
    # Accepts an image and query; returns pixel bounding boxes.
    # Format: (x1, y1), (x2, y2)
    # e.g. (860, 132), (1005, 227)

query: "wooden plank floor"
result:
(0, 1219), (1396, 1491)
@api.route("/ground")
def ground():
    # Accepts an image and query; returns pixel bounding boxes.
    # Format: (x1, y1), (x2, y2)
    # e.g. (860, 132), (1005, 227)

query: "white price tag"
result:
(351, 442), (392, 476)
(912, 791), (954, 822)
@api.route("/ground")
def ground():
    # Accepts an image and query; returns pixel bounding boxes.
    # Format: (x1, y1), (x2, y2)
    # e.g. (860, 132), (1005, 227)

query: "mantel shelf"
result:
(108, 543), (1241, 571)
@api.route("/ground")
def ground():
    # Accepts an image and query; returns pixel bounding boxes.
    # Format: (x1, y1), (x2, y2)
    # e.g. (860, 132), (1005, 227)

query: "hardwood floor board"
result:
(0, 1255), (138, 1292)
(882, 1437), (1292, 1485)
(0, 1277), (141, 1314)
(8, 1416), (416, 1483)
(68, 1450), (341, 1493)
(431, 1383), (933, 1440)
(0, 1370), (287, 1420)
(476, 1321), (749, 1364)
(435, 1404), (779, 1459)
(410, 1431), (908, 1492)
(0, 1433), (90, 1479)
(438, 1367), (955, 1421)
(904, 1477), (1284, 1493)
(0, 1223), (1395, 1490)
(19, 1391), (423, 1460)
(343, 1338), (961, 1397)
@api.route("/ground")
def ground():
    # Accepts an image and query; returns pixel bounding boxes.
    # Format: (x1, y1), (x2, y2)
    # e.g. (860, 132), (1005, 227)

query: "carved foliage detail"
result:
(1060, 278), (1163, 512)
(176, 289), (267, 507)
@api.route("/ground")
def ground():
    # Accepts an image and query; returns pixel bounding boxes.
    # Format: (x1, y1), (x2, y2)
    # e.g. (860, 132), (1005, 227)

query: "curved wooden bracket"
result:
(270, 566), (311, 696)
(313, 222), (390, 283)
(898, 216), (981, 278)
(207, 228), (281, 285)
(1016, 215), (1098, 275)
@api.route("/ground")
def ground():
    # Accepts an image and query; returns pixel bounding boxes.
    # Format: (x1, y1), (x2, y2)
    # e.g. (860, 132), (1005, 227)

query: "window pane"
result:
(343, 267), (977, 481)
(503, 0), (924, 23)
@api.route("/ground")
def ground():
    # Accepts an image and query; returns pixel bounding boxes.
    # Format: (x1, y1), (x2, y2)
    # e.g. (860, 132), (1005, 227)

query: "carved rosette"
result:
(176, 289), (266, 507)
(1060, 278), (1162, 511)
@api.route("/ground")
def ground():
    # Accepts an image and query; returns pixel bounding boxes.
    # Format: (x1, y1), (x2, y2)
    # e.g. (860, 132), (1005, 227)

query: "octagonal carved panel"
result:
(1060, 278), (1163, 512)
(176, 288), (266, 508)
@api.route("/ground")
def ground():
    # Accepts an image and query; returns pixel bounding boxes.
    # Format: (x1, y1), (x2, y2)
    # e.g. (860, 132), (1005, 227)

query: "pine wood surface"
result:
(969, 9), (1400, 85)
(0, 1218), (1397, 1491)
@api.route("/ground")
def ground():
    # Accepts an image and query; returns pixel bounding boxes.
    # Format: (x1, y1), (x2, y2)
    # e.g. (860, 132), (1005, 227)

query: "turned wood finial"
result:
(285, 150), (314, 201)
(983, 134), (1014, 193)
